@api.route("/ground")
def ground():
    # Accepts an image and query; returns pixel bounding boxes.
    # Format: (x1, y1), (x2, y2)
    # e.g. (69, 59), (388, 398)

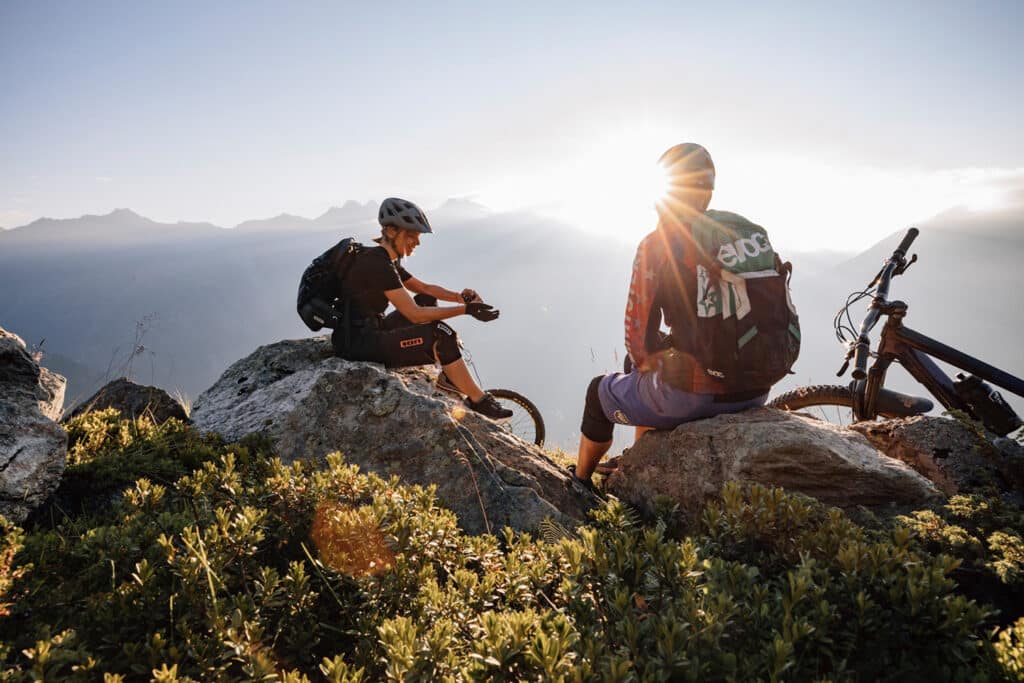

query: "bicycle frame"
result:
(857, 299), (1024, 420)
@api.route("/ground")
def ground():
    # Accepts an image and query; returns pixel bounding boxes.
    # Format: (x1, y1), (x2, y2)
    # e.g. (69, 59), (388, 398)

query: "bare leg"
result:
(442, 358), (485, 402)
(634, 426), (655, 443)
(575, 433), (613, 482)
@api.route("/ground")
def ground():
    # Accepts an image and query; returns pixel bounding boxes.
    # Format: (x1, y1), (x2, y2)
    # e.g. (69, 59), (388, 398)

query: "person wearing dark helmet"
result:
(333, 197), (512, 419)
(573, 143), (779, 485)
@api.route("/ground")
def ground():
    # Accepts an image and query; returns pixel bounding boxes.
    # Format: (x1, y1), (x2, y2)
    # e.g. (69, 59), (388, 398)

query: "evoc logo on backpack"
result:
(717, 232), (772, 268)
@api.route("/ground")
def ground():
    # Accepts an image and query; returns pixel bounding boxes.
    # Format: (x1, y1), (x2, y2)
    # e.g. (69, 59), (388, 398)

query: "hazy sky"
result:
(2, 1), (1021, 249)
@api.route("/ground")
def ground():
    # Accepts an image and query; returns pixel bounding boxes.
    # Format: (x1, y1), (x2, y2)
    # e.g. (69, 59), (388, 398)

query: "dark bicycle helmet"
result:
(378, 197), (433, 233)
(658, 143), (715, 190)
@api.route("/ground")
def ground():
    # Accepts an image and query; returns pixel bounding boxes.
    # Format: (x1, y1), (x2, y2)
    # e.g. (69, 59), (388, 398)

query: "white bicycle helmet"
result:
(378, 197), (433, 234)
(659, 143), (715, 190)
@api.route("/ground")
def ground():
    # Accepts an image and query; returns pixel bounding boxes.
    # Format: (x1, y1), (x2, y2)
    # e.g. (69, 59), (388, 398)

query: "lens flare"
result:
(310, 502), (394, 576)
(647, 160), (674, 208)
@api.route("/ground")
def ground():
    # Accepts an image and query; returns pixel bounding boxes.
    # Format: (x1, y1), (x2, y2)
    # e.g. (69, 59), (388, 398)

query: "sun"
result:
(552, 128), (675, 239)
(472, 121), (680, 240)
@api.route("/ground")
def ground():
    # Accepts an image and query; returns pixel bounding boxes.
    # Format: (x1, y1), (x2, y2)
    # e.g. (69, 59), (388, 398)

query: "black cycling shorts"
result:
(333, 320), (462, 367)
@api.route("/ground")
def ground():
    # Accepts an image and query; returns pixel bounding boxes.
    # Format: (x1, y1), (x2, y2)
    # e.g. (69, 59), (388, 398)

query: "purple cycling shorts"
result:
(597, 370), (767, 429)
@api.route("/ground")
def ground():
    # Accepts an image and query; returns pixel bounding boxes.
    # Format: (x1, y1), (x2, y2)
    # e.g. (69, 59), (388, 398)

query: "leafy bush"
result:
(39, 409), (223, 522)
(1, 413), (1022, 681)
(899, 493), (1024, 625)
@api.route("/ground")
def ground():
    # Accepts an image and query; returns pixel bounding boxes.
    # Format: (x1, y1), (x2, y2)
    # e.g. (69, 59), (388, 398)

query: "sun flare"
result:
(551, 128), (677, 239)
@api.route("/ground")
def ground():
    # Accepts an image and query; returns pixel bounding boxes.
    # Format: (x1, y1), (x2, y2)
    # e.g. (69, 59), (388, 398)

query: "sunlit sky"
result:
(2, 1), (1021, 250)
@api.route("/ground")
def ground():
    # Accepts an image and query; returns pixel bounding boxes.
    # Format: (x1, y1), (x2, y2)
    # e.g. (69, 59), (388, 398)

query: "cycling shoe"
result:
(465, 392), (513, 419)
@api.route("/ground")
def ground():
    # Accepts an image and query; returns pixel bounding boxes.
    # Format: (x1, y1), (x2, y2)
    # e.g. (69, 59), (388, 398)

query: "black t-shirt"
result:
(342, 246), (412, 320)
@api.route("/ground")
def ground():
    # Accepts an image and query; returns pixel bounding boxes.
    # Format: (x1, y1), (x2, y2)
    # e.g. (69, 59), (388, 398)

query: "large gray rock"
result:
(850, 415), (1024, 496)
(0, 326), (68, 523)
(65, 377), (188, 424)
(191, 337), (596, 535)
(605, 408), (943, 516)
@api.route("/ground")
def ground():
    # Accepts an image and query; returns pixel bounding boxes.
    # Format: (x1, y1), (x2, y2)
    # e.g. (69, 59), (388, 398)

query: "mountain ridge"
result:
(0, 198), (501, 240)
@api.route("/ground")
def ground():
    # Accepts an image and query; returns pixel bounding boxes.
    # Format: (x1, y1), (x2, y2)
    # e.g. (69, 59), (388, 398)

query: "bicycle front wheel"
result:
(769, 385), (856, 423)
(769, 385), (854, 411)
(769, 384), (933, 422)
(488, 389), (545, 447)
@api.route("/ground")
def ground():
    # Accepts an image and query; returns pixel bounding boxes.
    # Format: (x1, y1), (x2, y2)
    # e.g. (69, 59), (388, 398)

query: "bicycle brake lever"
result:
(836, 346), (853, 377)
(894, 253), (917, 275)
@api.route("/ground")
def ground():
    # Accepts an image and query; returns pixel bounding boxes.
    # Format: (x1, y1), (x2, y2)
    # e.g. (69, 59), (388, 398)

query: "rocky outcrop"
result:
(0, 326), (68, 523)
(191, 337), (596, 535)
(36, 366), (66, 422)
(65, 377), (188, 423)
(850, 416), (1024, 496)
(605, 409), (943, 516)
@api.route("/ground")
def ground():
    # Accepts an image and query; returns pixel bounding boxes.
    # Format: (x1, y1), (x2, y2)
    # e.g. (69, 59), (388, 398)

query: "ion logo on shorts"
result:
(400, 337), (425, 348)
(613, 410), (631, 425)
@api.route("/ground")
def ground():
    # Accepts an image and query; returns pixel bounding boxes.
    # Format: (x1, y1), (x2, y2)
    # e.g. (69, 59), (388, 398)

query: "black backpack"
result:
(660, 210), (800, 393)
(296, 237), (363, 331)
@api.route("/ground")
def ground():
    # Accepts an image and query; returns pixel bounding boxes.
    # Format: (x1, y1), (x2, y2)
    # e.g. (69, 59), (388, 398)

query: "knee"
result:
(586, 375), (602, 405)
(580, 375), (614, 442)
(433, 321), (462, 365)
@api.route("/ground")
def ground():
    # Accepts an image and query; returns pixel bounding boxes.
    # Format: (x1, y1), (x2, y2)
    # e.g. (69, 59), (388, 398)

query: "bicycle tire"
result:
(488, 388), (546, 447)
(769, 384), (932, 420)
(768, 385), (856, 416)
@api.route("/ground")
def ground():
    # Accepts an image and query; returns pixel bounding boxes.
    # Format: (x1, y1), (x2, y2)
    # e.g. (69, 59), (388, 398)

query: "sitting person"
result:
(574, 143), (798, 484)
(329, 197), (512, 419)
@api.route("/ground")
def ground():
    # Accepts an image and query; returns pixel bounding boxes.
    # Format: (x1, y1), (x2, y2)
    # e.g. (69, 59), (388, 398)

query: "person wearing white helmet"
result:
(572, 144), (778, 487)
(333, 197), (512, 420)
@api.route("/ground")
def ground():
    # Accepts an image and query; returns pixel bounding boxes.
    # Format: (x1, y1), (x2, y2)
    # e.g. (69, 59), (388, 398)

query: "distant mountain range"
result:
(1, 200), (1020, 451)
(0, 199), (493, 242)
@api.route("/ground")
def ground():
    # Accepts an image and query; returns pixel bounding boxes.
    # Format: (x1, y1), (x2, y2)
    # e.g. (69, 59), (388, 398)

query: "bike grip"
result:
(851, 340), (870, 380)
(895, 227), (919, 256)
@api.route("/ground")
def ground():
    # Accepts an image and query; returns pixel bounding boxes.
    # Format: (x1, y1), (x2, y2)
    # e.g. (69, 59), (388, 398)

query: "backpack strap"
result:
(776, 253), (793, 282)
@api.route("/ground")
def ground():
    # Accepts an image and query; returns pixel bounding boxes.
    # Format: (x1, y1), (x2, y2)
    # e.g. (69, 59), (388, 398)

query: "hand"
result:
(461, 288), (482, 304)
(466, 302), (500, 322)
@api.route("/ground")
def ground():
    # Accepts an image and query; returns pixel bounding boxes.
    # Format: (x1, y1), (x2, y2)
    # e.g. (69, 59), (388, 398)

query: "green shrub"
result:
(1, 413), (1022, 681)
(900, 493), (1024, 624)
(42, 409), (224, 522)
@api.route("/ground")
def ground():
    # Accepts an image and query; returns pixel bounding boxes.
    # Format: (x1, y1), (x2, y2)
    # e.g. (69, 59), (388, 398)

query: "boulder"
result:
(0, 326), (68, 523)
(65, 377), (188, 423)
(191, 337), (596, 535)
(850, 415), (1024, 496)
(36, 367), (67, 422)
(605, 408), (943, 516)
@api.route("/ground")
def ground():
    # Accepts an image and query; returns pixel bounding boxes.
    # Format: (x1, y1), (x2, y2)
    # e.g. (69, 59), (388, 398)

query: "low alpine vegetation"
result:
(1, 413), (1022, 681)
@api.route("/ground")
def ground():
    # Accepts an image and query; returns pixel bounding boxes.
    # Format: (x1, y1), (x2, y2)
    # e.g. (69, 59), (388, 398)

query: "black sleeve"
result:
(396, 263), (413, 282)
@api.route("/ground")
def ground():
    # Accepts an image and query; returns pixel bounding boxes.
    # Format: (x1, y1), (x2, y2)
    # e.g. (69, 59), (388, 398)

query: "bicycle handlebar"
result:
(895, 227), (919, 257)
(850, 228), (918, 380)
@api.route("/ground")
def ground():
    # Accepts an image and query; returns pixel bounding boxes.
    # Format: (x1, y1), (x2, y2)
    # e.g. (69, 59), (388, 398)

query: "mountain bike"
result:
(434, 342), (546, 447)
(769, 228), (1024, 436)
